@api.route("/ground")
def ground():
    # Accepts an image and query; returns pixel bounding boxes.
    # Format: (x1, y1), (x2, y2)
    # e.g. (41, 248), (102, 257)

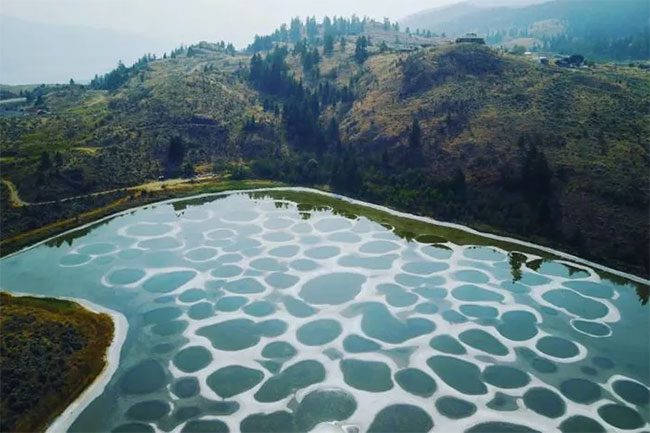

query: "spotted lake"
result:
(1, 189), (648, 433)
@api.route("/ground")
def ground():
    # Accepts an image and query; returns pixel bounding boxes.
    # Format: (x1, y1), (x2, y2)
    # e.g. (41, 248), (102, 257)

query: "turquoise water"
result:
(0, 192), (648, 432)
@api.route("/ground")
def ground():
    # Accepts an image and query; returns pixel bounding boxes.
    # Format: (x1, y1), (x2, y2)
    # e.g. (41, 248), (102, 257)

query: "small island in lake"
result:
(0, 292), (114, 432)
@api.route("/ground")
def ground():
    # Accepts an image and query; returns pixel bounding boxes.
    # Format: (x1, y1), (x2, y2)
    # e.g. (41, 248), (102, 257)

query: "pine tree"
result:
(323, 16), (332, 35)
(521, 143), (552, 199)
(324, 34), (335, 55)
(168, 136), (185, 164)
(327, 118), (340, 148)
(289, 17), (303, 43)
(305, 16), (318, 41)
(409, 118), (421, 148)
(38, 151), (51, 171)
(181, 161), (195, 178)
(279, 23), (289, 42)
(354, 36), (368, 63)
(451, 167), (466, 199)
(332, 151), (361, 193)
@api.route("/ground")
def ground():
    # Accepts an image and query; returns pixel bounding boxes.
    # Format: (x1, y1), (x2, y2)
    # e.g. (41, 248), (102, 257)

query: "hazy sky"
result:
(2, 0), (538, 83)
(2, 0), (474, 48)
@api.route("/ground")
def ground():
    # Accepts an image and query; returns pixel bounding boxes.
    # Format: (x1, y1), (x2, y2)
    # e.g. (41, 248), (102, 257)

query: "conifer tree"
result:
(409, 118), (421, 148)
(354, 36), (368, 63)
(324, 34), (335, 55)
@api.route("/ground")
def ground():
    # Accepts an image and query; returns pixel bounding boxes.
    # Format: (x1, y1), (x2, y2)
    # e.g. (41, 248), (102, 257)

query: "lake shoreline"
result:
(5, 292), (128, 433)
(3, 187), (648, 287)
(0, 179), (284, 258)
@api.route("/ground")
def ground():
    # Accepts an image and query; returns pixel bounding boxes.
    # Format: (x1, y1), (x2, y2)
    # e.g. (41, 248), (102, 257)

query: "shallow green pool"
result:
(1, 191), (648, 432)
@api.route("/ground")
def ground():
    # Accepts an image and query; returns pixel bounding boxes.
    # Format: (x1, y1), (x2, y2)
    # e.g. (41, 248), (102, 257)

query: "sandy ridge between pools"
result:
(3, 187), (649, 287)
(4, 292), (128, 433)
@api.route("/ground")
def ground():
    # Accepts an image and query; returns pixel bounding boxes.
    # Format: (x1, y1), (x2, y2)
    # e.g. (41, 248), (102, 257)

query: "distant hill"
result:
(0, 15), (172, 84)
(401, 0), (650, 60)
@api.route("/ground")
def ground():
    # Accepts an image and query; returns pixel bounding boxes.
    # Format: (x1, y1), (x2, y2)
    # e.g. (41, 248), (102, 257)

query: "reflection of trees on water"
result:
(508, 252), (527, 283)
(172, 194), (227, 211)
(637, 286), (649, 305)
(508, 254), (649, 306)
(45, 218), (113, 249)
(526, 258), (588, 277)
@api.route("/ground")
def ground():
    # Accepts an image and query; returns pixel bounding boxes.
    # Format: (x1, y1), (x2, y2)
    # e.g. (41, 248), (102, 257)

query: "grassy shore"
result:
(250, 189), (649, 297)
(3, 176), (648, 290)
(0, 178), (285, 257)
(0, 293), (114, 432)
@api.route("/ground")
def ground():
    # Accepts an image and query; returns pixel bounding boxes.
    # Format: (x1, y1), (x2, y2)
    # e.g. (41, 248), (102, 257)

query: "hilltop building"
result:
(556, 54), (586, 68)
(455, 33), (485, 44)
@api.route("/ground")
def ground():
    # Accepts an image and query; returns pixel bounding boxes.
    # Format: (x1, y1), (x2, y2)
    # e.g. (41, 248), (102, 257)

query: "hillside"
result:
(1, 43), (255, 199)
(1, 19), (648, 276)
(401, 0), (650, 61)
(339, 43), (649, 274)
